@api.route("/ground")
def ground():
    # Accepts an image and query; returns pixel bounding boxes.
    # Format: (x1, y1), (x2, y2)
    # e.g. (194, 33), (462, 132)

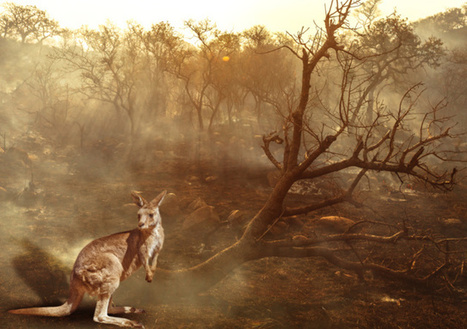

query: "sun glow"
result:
(1, 0), (465, 33)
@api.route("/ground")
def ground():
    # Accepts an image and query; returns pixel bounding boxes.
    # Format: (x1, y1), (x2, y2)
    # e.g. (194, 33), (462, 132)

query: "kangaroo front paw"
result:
(145, 274), (153, 282)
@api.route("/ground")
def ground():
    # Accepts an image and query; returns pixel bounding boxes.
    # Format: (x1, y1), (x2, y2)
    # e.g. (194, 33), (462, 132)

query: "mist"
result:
(1, 1), (466, 328)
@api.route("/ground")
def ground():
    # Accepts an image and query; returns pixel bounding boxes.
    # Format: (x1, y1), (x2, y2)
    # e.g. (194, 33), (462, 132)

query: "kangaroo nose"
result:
(138, 222), (145, 228)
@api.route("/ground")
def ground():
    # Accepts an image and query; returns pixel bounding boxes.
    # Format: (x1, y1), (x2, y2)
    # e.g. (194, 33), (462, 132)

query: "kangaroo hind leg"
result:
(94, 293), (144, 328)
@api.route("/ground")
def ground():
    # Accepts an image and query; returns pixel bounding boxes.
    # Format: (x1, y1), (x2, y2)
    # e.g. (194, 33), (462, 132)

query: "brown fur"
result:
(9, 190), (167, 329)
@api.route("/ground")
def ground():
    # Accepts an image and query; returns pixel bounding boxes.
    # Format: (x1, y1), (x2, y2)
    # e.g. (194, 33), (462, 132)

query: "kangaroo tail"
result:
(9, 288), (84, 317)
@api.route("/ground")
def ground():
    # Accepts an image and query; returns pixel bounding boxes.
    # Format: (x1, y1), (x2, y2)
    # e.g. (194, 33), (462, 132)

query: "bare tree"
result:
(415, 5), (466, 34)
(240, 26), (297, 129)
(348, 9), (445, 126)
(150, 0), (464, 296)
(0, 14), (13, 38)
(25, 57), (73, 143)
(1, 2), (60, 43)
(53, 23), (149, 151)
(138, 21), (177, 119)
(167, 19), (221, 131)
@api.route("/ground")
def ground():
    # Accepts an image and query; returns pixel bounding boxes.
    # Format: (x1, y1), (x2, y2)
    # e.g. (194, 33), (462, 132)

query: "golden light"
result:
(222, 56), (230, 62)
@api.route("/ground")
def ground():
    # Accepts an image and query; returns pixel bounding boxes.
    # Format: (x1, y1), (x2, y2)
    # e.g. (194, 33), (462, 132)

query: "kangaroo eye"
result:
(138, 214), (141, 220)
(149, 213), (154, 218)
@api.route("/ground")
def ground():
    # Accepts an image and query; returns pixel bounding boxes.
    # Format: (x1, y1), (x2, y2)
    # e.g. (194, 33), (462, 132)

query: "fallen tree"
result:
(154, 0), (465, 297)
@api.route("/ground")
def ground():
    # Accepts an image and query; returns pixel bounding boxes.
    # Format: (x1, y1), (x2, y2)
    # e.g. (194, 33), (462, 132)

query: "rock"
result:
(43, 147), (52, 156)
(182, 205), (220, 231)
(28, 154), (39, 161)
(186, 175), (201, 185)
(159, 192), (181, 217)
(314, 216), (355, 234)
(188, 197), (208, 211)
(205, 175), (218, 183)
(440, 218), (463, 227)
(288, 216), (305, 228)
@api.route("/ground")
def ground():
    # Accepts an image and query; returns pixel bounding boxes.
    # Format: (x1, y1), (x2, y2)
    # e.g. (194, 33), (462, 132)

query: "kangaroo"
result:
(9, 190), (167, 328)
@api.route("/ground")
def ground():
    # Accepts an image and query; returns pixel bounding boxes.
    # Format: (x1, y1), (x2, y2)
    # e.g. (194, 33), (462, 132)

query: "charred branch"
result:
(263, 231), (406, 248)
(262, 132), (284, 170)
(283, 195), (346, 217)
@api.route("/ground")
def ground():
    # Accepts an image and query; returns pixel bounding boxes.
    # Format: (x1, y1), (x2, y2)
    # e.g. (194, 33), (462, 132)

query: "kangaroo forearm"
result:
(149, 255), (158, 270)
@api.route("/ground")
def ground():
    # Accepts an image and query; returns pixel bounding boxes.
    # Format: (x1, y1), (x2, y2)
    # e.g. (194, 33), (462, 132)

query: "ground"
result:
(0, 145), (466, 329)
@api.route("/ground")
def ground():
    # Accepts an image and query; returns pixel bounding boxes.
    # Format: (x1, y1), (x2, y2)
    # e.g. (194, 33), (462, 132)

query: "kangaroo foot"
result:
(94, 314), (145, 328)
(109, 305), (146, 314)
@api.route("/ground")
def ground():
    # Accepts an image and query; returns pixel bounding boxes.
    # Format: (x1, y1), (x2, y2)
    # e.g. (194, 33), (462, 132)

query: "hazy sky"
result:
(1, 0), (466, 33)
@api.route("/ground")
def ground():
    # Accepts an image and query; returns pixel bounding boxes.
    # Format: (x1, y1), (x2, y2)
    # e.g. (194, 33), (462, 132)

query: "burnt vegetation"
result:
(1, 0), (466, 328)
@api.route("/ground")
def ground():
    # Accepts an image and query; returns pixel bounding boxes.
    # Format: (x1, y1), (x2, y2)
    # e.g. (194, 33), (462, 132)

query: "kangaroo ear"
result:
(150, 190), (167, 207)
(131, 191), (147, 208)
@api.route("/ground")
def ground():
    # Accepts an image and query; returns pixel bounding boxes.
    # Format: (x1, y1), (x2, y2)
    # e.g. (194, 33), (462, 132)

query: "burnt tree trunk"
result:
(151, 2), (351, 297)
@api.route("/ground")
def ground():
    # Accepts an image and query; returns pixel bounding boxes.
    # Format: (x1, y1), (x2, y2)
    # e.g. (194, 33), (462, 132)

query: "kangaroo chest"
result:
(139, 226), (164, 260)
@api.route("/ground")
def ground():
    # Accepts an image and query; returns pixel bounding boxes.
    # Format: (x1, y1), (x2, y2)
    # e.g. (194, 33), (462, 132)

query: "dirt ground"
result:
(0, 148), (466, 329)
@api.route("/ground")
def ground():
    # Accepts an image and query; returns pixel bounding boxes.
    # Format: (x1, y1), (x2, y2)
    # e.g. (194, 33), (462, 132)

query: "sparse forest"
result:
(1, 0), (466, 328)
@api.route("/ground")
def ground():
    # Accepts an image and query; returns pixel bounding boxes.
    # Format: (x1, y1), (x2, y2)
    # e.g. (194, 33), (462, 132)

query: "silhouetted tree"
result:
(54, 22), (148, 151)
(240, 26), (297, 128)
(348, 10), (445, 126)
(0, 2), (60, 43)
(415, 5), (466, 34)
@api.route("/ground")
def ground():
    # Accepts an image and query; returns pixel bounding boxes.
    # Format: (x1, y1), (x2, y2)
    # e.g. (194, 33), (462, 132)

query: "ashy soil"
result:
(0, 150), (466, 329)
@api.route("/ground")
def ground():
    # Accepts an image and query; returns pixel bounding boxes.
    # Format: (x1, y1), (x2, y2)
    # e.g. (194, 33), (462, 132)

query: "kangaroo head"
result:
(131, 190), (167, 230)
